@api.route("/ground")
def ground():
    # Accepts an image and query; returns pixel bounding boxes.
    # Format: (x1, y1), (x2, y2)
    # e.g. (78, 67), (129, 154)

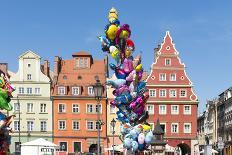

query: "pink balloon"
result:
(138, 133), (145, 144)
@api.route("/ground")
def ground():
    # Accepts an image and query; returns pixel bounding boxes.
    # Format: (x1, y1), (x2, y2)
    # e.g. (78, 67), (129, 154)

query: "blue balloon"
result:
(131, 141), (138, 152)
(138, 143), (145, 151)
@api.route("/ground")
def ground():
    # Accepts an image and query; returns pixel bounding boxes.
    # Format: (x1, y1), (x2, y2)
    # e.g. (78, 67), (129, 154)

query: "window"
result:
(35, 88), (40, 94)
(27, 63), (31, 67)
(96, 121), (102, 130)
(110, 105), (116, 114)
(96, 104), (102, 113)
(14, 103), (20, 112)
(88, 86), (94, 96)
(169, 90), (176, 98)
(40, 104), (46, 113)
(87, 104), (93, 113)
(159, 105), (166, 115)
(15, 142), (21, 152)
(171, 123), (178, 133)
(40, 121), (47, 132)
(160, 89), (166, 97)
(184, 123), (191, 133)
(87, 121), (94, 130)
(58, 120), (66, 130)
(160, 123), (166, 132)
(73, 142), (82, 153)
(73, 121), (80, 130)
(170, 74), (176, 81)
(149, 89), (156, 97)
(27, 74), (32, 80)
(180, 90), (187, 97)
(59, 142), (67, 151)
(79, 58), (84, 67)
(72, 104), (79, 113)
(147, 105), (154, 114)
(27, 121), (34, 131)
(19, 87), (24, 94)
(27, 88), (32, 94)
(84, 58), (88, 67)
(63, 75), (67, 80)
(14, 121), (20, 131)
(72, 87), (79, 95)
(27, 103), (33, 113)
(184, 105), (191, 115)
(58, 86), (65, 95)
(58, 104), (66, 113)
(165, 59), (171, 66)
(159, 73), (166, 81)
(171, 105), (179, 114)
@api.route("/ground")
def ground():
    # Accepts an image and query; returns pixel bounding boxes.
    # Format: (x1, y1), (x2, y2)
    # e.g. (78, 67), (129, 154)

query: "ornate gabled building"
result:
(146, 31), (198, 154)
(52, 51), (108, 154)
(8, 50), (52, 154)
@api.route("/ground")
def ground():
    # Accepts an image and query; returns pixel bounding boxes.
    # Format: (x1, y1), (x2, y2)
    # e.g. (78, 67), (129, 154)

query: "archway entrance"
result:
(177, 143), (191, 155)
(89, 144), (101, 154)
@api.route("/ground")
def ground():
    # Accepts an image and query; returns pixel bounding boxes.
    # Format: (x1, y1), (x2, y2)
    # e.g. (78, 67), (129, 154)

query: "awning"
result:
(199, 149), (218, 153)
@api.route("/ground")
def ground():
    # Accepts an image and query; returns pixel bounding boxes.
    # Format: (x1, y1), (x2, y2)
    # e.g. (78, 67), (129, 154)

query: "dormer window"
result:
(165, 59), (171, 66)
(58, 86), (65, 95)
(72, 87), (80, 96)
(27, 74), (32, 80)
(76, 57), (89, 68)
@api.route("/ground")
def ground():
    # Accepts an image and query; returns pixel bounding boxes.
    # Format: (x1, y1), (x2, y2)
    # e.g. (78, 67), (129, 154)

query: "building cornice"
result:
(51, 96), (107, 100)
(53, 136), (107, 139)
(11, 81), (51, 84)
(152, 67), (184, 70)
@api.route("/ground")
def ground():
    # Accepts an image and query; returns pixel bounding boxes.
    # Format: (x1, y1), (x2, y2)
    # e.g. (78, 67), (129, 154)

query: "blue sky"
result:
(1, 1), (232, 113)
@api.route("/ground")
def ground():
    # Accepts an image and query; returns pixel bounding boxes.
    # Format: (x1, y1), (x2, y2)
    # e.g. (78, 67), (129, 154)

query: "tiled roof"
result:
(72, 51), (91, 57)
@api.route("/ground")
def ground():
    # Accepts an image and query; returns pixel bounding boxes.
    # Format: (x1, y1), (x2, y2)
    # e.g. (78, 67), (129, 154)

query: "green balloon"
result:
(0, 88), (13, 111)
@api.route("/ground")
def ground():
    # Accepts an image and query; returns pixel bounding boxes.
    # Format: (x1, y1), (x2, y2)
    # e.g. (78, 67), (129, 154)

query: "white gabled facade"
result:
(9, 50), (52, 153)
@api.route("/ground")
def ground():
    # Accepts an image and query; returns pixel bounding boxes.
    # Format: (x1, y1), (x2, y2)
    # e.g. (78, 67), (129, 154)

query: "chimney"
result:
(0, 63), (8, 76)
(54, 56), (61, 77)
(154, 44), (161, 61)
(43, 60), (50, 77)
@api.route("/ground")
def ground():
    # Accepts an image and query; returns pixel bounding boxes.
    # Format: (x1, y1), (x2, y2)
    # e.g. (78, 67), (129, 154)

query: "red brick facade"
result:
(146, 31), (198, 154)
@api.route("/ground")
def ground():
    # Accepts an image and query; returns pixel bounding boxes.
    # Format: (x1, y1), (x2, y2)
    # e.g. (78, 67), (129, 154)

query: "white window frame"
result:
(159, 73), (166, 81)
(159, 89), (166, 97)
(159, 105), (167, 115)
(14, 121), (20, 131)
(58, 120), (66, 130)
(169, 89), (177, 98)
(19, 87), (24, 94)
(160, 123), (166, 133)
(184, 123), (191, 133)
(27, 87), (32, 94)
(27, 121), (34, 131)
(58, 103), (66, 113)
(147, 105), (154, 114)
(72, 120), (80, 130)
(27, 74), (32, 80)
(95, 121), (102, 130)
(180, 89), (187, 98)
(171, 123), (178, 133)
(184, 105), (191, 115)
(40, 121), (47, 132)
(170, 74), (176, 81)
(88, 86), (94, 96)
(72, 104), (80, 113)
(40, 103), (46, 113)
(58, 86), (65, 95)
(165, 58), (171, 66)
(35, 87), (41, 94)
(86, 104), (93, 113)
(171, 105), (179, 115)
(87, 121), (94, 130)
(149, 89), (156, 97)
(96, 104), (102, 113)
(27, 103), (33, 113)
(72, 87), (80, 96)
(110, 105), (116, 114)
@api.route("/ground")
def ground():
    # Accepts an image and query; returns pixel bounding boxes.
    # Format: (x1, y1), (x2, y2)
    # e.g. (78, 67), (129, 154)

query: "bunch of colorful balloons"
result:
(98, 8), (153, 152)
(0, 73), (15, 154)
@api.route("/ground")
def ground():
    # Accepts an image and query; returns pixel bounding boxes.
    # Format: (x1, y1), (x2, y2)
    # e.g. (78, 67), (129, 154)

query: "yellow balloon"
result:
(110, 46), (119, 59)
(106, 25), (119, 40)
(125, 50), (132, 58)
(142, 124), (151, 131)
(135, 64), (142, 72)
(119, 30), (129, 39)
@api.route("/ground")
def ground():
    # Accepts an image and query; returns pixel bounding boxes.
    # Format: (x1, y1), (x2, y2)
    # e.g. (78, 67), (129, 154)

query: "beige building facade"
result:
(9, 51), (52, 154)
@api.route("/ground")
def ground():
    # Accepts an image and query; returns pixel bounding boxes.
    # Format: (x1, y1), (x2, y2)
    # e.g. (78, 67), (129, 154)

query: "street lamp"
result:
(110, 118), (116, 155)
(17, 96), (21, 153)
(93, 79), (103, 155)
